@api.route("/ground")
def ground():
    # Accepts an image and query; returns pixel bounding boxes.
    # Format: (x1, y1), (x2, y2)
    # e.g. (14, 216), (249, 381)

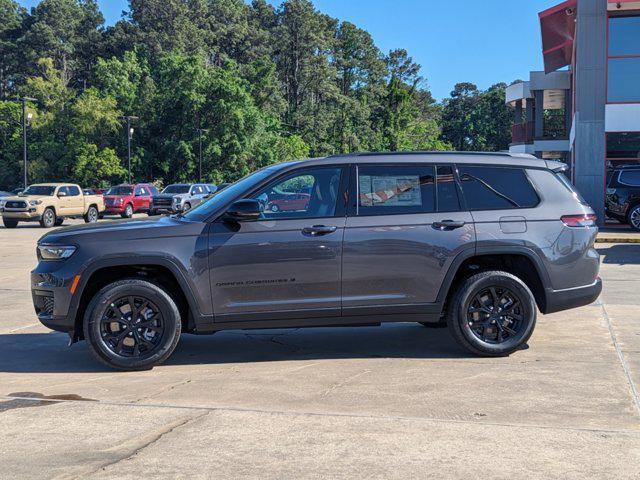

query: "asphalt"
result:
(1, 217), (639, 479)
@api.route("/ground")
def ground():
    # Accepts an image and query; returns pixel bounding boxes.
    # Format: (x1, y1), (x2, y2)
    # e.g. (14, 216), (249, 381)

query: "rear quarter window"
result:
(458, 166), (539, 210)
(619, 170), (640, 186)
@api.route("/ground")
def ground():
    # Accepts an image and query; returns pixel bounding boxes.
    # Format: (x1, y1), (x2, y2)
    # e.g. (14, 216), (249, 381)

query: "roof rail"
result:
(327, 151), (532, 159)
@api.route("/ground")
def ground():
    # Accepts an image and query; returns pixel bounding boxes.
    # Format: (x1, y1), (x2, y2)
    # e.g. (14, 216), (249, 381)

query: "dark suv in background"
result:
(31, 152), (601, 370)
(606, 165), (640, 231)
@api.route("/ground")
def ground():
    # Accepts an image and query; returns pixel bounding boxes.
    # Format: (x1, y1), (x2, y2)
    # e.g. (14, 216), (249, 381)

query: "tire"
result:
(40, 208), (56, 228)
(447, 271), (537, 357)
(121, 203), (133, 219)
(183, 203), (191, 211)
(55, 217), (64, 226)
(627, 204), (640, 231)
(147, 209), (157, 216)
(2, 218), (18, 228)
(83, 279), (182, 371)
(84, 205), (99, 223)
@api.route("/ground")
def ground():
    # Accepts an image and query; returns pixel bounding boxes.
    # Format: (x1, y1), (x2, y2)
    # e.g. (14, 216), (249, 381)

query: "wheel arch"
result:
(437, 246), (550, 314)
(70, 256), (202, 341)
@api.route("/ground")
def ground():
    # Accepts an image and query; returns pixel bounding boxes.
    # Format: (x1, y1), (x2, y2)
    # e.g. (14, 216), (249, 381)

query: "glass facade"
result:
(608, 15), (640, 103)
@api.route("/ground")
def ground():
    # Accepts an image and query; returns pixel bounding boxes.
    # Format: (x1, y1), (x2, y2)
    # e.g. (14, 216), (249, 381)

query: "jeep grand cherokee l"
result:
(31, 152), (601, 370)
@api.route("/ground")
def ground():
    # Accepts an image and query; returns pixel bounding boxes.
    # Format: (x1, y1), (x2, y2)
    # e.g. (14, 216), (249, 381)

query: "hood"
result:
(153, 194), (178, 199)
(7, 194), (51, 202)
(39, 215), (207, 245)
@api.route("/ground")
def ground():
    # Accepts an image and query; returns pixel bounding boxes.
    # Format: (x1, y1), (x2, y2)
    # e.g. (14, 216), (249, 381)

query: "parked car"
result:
(263, 191), (311, 212)
(31, 152), (602, 370)
(149, 183), (212, 215)
(606, 165), (640, 231)
(0, 191), (12, 210)
(103, 184), (159, 218)
(1, 183), (105, 228)
(83, 188), (106, 196)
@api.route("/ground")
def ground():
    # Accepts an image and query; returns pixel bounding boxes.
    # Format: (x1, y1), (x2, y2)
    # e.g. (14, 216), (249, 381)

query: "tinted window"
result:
(253, 167), (342, 219)
(609, 16), (640, 56)
(607, 132), (640, 159)
(106, 186), (133, 195)
(58, 186), (68, 196)
(67, 186), (80, 196)
(357, 165), (435, 216)
(458, 166), (539, 210)
(436, 165), (460, 212)
(135, 186), (145, 196)
(163, 185), (190, 195)
(608, 58), (640, 103)
(619, 170), (640, 186)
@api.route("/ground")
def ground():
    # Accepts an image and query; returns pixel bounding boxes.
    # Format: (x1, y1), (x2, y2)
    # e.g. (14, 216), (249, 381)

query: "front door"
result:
(210, 166), (348, 322)
(342, 164), (475, 314)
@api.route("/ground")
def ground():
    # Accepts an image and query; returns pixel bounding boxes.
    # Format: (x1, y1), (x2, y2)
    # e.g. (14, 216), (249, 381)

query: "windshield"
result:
(106, 186), (133, 196)
(163, 185), (190, 194)
(22, 186), (56, 196)
(184, 164), (295, 221)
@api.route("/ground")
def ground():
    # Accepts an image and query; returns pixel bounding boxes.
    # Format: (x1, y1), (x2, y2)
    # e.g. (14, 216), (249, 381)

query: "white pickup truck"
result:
(1, 183), (105, 228)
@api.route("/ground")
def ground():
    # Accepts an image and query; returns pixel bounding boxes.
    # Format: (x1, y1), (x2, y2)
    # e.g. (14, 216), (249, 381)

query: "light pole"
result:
(8, 97), (36, 189)
(196, 128), (208, 183)
(121, 116), (139, 184)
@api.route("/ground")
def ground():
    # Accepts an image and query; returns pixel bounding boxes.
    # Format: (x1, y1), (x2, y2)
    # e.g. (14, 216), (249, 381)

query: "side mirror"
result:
(57, 191), (67, 197)
(225, 198), (262, 221)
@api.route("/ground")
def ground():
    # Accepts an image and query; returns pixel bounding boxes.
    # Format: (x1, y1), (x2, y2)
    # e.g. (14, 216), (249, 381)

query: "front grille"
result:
(5, 201), (27, 209)
(153, 198), (172, 207)
(34, 292), (54, 316)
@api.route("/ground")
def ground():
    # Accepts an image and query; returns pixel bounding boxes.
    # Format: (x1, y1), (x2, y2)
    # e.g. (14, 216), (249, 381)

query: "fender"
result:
(435, 245), (551, 305)
(68, 254), (209, 331)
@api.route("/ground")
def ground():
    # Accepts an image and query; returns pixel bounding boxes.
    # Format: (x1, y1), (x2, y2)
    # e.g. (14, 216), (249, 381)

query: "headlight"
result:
(173, 197), (182, 204)
(29, 200), (42, 206)
(116, 198), (123, 205)
(37, 245), (77, 261)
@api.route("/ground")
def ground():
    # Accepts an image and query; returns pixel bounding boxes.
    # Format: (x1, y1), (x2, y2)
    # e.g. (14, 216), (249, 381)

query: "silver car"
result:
(149, 183), (213, 215)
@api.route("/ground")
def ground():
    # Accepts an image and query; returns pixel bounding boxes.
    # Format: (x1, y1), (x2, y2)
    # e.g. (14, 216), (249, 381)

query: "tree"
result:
(0, 0), (26, 97)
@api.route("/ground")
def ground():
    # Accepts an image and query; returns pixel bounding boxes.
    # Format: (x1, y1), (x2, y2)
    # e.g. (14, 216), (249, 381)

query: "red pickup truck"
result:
(103, 184), (159, 218)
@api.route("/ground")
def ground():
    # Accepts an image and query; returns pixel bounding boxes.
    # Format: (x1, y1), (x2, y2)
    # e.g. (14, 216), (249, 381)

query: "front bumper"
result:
(1, 208), (40, 220)
(543, 277), (602, 314)
(104, 205), (125, 214)
(31, 268), (77, 333)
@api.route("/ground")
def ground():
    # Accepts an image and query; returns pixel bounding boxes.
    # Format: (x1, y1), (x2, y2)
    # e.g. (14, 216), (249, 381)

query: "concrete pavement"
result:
(1, 218), (639, 479)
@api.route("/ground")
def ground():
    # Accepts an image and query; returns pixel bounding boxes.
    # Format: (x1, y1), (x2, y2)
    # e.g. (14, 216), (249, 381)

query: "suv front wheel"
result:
(448, 271), (536, 357)
(83, 279), (182, 371)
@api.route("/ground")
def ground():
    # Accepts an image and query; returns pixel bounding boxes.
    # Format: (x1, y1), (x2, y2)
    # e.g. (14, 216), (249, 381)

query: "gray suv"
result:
(31, 152), (601, 370)
(149, 183), (213, 215)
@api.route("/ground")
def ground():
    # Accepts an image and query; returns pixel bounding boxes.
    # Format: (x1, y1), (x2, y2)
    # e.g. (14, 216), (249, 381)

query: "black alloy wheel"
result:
(465, 286), (523, 344)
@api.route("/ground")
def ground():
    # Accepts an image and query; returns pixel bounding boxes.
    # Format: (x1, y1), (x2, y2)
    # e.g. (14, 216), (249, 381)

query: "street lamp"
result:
(196, 128), (209, 183)
(8, 97), (36, 189)
(121, 116), (139, 184)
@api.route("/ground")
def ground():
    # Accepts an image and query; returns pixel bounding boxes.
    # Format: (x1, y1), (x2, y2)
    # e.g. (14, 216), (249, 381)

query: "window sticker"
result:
(359, 175), (421, 207)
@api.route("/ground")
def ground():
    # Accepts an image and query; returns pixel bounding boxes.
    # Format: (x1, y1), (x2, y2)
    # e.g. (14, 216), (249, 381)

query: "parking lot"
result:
(1, 217), (639, 479)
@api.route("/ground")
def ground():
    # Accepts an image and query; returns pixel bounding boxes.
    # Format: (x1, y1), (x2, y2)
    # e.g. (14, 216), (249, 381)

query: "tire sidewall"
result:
(84, 280), (181, 370)
(85, 206), (98, 223)
(125, 204), (133, 218)
(41, 208), (56, 228)
(628, 205), (640, 231)
(454, 273), (536, 355)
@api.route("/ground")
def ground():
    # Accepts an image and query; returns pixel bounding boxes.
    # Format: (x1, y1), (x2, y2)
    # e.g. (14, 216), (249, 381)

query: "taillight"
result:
(561, 214), (597, 227)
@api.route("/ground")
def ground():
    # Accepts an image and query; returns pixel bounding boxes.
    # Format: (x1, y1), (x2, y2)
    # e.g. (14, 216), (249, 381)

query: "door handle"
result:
(302, 225), (338, 236)
(432, 219), (466, 231)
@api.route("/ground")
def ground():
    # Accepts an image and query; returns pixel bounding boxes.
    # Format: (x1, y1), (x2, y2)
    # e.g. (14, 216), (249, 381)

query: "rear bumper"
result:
(543, 278), (602, 314)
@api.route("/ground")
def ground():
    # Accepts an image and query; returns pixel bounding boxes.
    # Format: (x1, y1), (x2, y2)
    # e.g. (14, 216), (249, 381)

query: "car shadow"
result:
(0, 323), (473, 373)
(597, 244), (640, 265)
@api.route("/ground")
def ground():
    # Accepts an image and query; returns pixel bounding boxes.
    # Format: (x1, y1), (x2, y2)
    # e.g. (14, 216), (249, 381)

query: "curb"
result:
(596, 237), (640, 244)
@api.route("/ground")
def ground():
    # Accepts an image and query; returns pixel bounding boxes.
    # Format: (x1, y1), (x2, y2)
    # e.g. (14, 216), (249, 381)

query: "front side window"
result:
(135, 187), (145, 196)
(458, 166), (539, 210)
(357, 165), (435, 215)
(608, 15), (640, 103)
(252, 167), (342, 219)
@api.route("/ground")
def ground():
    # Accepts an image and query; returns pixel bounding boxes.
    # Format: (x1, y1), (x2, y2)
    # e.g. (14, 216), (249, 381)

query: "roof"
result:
(29, 183), (71, 187)
(539, 0), (577, 73)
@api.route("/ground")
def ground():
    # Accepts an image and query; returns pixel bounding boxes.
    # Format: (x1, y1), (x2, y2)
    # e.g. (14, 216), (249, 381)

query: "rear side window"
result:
(619, 170), (640, 186)
(67, 186), (80, 196)
(436, 165), (461, 212)
(357, 165), (435, 215)
(458, 166), (539, 210)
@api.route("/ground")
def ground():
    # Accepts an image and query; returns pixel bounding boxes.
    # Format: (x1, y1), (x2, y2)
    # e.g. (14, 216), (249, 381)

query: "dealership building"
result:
(506, 0), (640, 224)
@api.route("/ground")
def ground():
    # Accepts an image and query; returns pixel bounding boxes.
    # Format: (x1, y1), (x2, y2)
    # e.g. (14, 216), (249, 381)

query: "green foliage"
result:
(0, 0), (514, 190)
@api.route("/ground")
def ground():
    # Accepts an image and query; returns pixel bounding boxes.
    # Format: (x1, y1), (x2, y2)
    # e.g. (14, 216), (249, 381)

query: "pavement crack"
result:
(601, 302), (640, 417)
(56, 411), (209, 480)
(320, 369), (371, 398)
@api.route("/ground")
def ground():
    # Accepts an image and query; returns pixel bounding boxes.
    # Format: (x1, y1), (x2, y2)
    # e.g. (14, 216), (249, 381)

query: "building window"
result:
(608, 15), (640, 103)
(606, 132), (640, 159)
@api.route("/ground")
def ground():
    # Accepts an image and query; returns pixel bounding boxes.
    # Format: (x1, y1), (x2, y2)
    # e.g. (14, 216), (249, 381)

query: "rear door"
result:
(66, 186), (84, 215)
(342, 163), (475, 314)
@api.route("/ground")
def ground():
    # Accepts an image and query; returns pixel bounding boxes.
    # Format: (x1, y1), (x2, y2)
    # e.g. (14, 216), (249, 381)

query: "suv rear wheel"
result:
(83, 279), (182, 371)
(447, 271), (536, 357)
(627, 204), (640, 231)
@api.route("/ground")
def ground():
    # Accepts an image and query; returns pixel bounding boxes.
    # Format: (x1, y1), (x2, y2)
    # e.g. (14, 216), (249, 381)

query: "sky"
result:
(17, 0), (554, 100)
